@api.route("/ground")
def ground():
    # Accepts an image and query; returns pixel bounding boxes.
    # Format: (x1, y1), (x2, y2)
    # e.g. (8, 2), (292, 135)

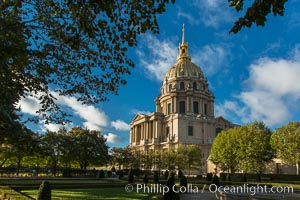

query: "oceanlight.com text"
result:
(124, 183), (294, 196)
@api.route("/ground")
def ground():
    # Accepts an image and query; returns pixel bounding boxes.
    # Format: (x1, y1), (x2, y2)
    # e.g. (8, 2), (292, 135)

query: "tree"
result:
(161, 148), (177, 170)
(110, 146), (135, 170)
(176, 144), (202, 175)
(40, 129), (66, 176)
(237, 122), (274, 174)
(210, 122), (274, 174)
(271, 121), (300, 175)
(210, 129), (239, 173)
(229, 0), (288, 33)
(66, 127), (108, 170)
(0, 0), (175, 127)
(8, 128), (40, 175)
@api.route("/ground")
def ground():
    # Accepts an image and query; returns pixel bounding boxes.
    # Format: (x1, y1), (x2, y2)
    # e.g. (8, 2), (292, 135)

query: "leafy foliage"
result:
(229, 0), (288, 33)
(176, 144), (202, 174)
(110, 146), (137, 170)
(63, 127), (109, 170)
(271, 121), (300, 175)
(210, 130), (239, 173)
(0, 0), (175, 126)
(210, 121), (274, 173)
(237, 122), (274, 173)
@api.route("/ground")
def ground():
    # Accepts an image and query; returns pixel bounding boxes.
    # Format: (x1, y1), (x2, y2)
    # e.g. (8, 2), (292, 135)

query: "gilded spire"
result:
(182, 24), (185, 44)
(177, 24), (191, 61)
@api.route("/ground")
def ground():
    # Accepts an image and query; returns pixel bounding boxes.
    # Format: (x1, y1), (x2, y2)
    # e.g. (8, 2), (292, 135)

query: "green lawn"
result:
(23, 187), (157, 200)
(0, 178), (126, 186)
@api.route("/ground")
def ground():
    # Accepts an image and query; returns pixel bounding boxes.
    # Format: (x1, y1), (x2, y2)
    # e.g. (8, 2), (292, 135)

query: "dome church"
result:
(129, 25), (236, 174)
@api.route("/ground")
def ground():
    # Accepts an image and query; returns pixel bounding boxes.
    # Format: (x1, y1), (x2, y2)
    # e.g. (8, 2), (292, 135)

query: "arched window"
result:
(169, 84), (172, 92)
(179, 101), (185, 114)
(193, 82), (197, 90)
(180, 82), (185, 90)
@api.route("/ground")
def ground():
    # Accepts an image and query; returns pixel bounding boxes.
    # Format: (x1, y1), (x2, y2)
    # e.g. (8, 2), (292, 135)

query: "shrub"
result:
(177, 170), (183, 179)
(212, 174), (220, 186)
(154, 171), (159, 184)
(99, 169), (104, 178)
(118, 170), (124, 179)
(143, 173), (149, 184)
(128, 170), (134, 183)
(36, 181), (51, 200)
(226, 174), (231, 181)
(180, 175), (188, 193)
(256, 173), (261, 182)
(164, 171), (179, 200)
(206, 173), (213, 182)
(111, 166), (116, 172)
(164, 170), (169, 179)
(241, 174), (247, 182)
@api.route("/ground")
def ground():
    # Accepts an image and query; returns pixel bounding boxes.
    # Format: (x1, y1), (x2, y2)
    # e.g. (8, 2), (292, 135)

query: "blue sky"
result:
(19, 0), (300, 148)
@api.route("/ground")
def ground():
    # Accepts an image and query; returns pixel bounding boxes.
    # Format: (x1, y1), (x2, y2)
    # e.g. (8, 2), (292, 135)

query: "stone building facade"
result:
(129, 26), (235, 174)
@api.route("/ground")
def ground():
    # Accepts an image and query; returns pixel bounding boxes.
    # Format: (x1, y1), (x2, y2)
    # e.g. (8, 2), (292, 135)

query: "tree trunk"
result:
(296, 162), (300, 175)
(16, 158), (22, 176)
(0, 159), (7, 168)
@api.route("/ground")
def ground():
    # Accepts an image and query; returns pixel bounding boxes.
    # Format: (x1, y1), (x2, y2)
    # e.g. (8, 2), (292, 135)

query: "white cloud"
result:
(130, 109), (152, 115)
(177, 9), (200, 26)
(217, 47), (300, 127)
(17, 95), (41, 115)
(18, 91), (109, 131)
(215, 100), (247, 122)
(111, 120), (130, 131)
(192, 44), (231, 76)
(137, 34), (231, 81)
(136, 34), (178, 81)
(39, 120), (74, 132)
(178, 0), (234, 28)
(104, 133), (123, 144)
(52, 93), (108, 131)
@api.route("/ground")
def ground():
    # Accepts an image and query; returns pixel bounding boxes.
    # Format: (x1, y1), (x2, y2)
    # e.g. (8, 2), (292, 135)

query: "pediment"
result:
(131, 113), (147, 122)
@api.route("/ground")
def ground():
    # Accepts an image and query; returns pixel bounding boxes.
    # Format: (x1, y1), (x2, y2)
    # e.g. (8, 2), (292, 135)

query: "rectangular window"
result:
(204, 103), (207, 115)
(179, 101), (185, 114)
(193, 101), (199, 114)
(167, 103), (171, 115)
(188, 126), (193, 136)
(166, 127), (170, 138)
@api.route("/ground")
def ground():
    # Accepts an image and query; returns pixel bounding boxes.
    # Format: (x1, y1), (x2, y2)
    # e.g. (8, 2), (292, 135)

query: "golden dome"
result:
(163, 24), (205, 82)
(164, 60), (205, 82)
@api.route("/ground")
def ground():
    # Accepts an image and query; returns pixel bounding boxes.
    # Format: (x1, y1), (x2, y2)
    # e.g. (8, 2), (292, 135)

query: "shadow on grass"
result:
(23, 187), (157, 200)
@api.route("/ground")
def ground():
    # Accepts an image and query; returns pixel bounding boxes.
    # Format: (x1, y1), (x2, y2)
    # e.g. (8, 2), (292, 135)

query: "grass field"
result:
(0, 178), (126, 185)
(1, 177), (300, 199)
(22, 187), (156, 200)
